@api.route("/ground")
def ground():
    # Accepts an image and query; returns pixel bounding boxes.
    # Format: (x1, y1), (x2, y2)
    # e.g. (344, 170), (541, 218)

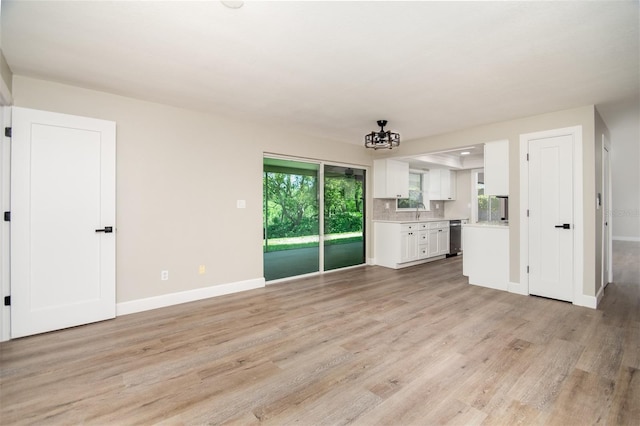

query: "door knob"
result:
(95, 226), (113, 233)
(554, 224), (571, 229)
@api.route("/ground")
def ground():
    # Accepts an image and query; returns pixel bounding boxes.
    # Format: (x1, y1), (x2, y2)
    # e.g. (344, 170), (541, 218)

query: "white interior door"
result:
(11, 107), (116, 338)
(528, 134), (574, 301)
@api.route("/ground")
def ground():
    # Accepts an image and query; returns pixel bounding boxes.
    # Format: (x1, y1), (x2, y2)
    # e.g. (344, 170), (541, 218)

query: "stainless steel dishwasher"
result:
(448, 220), (462, 256)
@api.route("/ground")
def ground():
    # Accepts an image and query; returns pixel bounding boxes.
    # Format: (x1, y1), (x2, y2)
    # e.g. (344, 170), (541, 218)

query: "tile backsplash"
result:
(372, 199), (445, 221)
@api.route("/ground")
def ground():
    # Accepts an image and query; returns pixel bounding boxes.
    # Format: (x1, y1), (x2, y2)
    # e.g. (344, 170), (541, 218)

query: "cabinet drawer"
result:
(401, 223), (419, 232)
(427, 221), (447, 229)
(418, 231), (428, 244)
(418, 223), (429, 230)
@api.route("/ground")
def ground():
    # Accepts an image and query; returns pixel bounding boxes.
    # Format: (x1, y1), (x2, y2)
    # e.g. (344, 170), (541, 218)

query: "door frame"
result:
(263, 153), (370, 282)
(1, 106), (10, 342)
(602, 139), (613, 287)
(519, 126), (586, 306)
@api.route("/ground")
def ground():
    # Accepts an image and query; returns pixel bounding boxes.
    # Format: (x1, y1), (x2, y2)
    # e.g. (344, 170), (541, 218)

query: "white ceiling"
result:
(2, 1), (638, 145)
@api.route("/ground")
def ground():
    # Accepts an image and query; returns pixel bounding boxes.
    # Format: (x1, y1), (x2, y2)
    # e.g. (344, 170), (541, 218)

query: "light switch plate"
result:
(237, 200), (246, 209)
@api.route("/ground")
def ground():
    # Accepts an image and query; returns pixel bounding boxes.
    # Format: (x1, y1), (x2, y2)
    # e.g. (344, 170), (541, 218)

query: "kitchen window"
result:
(397, 171), (430, 211)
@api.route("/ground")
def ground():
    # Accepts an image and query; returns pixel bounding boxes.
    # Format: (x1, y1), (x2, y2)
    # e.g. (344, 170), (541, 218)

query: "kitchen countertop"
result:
(463, 221), (509, 228)
(373, 217), (468, 224)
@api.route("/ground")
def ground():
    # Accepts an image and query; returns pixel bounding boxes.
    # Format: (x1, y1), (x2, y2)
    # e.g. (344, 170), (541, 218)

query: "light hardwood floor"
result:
(1, 242), (638, 425)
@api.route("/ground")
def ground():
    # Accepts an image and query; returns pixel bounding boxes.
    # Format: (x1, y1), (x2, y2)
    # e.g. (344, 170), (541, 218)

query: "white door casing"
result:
(11, 107), (116, 338)
(603, 142), (612, 287)
(520, 126), (586, 306)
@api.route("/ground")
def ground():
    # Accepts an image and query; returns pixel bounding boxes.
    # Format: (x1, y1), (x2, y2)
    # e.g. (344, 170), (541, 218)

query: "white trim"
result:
(116, 277), (265, 316)
(508, 281), (528, 296)
(573, 293), (598, 309)
(613, 236), (640, 242)
(519, 136), (528, 296)
(0, 107), (10, 342)
(596, 283), (605, 306)
(602, 142), (612, 288)
(520, 126), (586, 306)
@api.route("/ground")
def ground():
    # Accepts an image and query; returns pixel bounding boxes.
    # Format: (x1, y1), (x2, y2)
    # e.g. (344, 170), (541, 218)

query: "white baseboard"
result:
(595, 284), (605, 307)
(508, 281), (528, 296)
(613, 236), (640, 242)
(116, 277), (265, 316)
(573, 293), (598, 309)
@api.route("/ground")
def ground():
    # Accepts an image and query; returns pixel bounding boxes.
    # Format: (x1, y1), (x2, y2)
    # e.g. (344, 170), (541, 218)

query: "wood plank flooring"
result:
(1, 242), (639, 425)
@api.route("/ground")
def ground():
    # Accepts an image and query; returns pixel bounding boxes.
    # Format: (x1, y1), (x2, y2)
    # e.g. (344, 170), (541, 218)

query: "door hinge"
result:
(3, 211), (9, 221)
(526, 266), (530, 274)
(3, 296), (10, 306)
(527, 209), (529, 217)
(526, 153), (529, 161)
(4, 127), (11, 138)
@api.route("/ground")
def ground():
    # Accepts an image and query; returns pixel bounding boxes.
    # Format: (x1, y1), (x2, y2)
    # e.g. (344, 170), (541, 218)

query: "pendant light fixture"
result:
(364, 120), (400, 150)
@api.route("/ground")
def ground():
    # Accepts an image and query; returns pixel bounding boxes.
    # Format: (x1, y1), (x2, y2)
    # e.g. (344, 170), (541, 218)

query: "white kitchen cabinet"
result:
(373, 159), (409, 199)
(484, 140), (509, 196)
(374, 221), (448, 269)
(429, 169), (456, 200)
(438, 228), (450, 255)
(400, 228), (419, 262)
(427, 229), (439, 257)
(427, 221), (450, 256)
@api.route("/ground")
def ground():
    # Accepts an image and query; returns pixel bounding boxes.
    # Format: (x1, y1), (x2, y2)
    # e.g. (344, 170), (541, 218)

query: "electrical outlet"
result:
(161, 270), (169, 281)
(199, 265), (206, 275)
(385, 202), (390, 209)
(435, 203), (440, 209)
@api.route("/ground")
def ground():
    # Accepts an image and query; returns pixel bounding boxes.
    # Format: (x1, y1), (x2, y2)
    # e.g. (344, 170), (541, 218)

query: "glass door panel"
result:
(323, 165), (365, 271)
(263, 158), (319, 281)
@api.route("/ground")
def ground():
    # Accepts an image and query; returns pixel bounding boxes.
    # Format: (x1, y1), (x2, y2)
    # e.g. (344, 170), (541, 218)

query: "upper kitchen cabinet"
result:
(484, 140), (509, 196)
(429, 168), (456, 200)
(373, 159), (409, 199)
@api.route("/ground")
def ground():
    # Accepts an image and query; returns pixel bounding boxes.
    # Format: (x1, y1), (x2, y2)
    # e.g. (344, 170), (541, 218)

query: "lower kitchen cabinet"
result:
(427, 222), (450, 257)
(375, 221), (450, 269)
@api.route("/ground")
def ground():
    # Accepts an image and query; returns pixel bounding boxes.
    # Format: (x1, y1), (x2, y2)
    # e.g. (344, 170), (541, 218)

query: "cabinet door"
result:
(438, 228), (450, 255)
(374, 159), (409, 198)
(447, 171), (456, 200)
(484, 140), (509, 196)
(429, 169), (456, 200)
(400, 231), (418, 262)
(427, 230), (439, 257)
(429, 169), (442, 200)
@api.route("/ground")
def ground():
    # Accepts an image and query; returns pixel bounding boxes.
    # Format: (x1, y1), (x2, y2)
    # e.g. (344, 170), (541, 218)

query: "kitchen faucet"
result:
(415, 202), (426, 220)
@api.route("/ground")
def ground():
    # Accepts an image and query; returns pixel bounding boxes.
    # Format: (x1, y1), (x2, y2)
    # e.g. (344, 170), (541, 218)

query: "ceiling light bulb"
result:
(460, 151), (471, 156)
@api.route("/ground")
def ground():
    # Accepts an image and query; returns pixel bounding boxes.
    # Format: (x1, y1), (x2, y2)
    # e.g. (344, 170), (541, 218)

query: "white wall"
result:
(600, 99), (640, 241)
(11, 76), (373, 306)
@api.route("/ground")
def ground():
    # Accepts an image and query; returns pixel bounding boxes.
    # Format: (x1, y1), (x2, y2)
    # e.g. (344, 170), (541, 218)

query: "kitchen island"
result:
(462, 222), (509, 291)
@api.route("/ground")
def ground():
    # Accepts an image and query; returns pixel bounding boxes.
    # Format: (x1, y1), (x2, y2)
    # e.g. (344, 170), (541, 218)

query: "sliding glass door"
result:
(263, 158), (320, 281)
(324, 165), (365, 271)
(263, 157), (366, 281)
